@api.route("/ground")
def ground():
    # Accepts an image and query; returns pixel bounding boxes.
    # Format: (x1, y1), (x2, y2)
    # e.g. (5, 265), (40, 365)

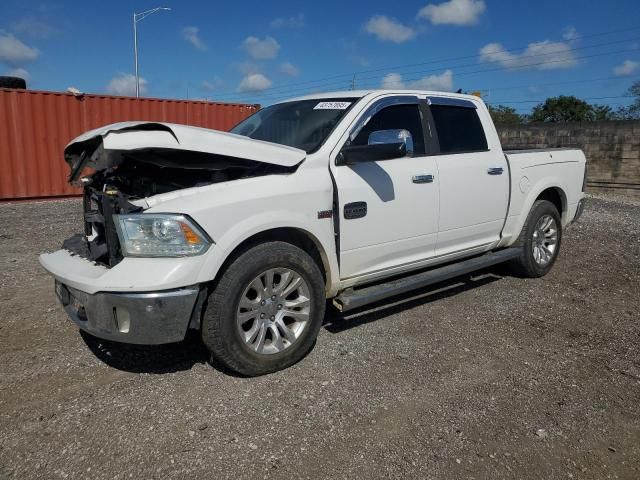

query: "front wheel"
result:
(201, 241), (326, 376)
(510, 199), (562, 278)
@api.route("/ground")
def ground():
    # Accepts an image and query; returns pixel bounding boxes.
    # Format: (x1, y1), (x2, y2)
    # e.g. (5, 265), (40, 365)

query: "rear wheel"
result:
(202, 241), (326, 376)
(510, 200), (562, 278)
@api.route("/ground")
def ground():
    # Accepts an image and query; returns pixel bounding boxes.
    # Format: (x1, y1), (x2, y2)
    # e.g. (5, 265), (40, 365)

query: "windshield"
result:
(230, 98), (358, 153)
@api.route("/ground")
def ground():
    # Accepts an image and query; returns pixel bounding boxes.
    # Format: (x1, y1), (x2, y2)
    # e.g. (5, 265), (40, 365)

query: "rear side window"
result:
(430, 105), (488, 154)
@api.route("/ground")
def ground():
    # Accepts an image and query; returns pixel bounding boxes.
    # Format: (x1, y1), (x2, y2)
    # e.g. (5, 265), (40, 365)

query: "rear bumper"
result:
(55, 282), (200, 344)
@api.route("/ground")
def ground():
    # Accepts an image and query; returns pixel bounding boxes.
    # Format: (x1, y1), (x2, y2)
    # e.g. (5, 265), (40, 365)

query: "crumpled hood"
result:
(64, 121), (306, 181)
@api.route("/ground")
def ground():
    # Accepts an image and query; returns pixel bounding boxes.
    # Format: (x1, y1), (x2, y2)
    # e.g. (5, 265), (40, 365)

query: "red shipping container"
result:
(0, 88), (259, 200)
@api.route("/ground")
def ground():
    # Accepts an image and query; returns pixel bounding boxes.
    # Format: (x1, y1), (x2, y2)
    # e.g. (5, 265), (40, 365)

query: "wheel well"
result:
(213, 228), (329, 287)
(536, 187), (565, 217)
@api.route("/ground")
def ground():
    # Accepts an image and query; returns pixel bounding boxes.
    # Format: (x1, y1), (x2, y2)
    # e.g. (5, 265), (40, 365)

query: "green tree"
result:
(592, 104), (615, 121)
(616, 81), (640, 120)
(531, 96), (597, 123)
(488, 105), (524, 125)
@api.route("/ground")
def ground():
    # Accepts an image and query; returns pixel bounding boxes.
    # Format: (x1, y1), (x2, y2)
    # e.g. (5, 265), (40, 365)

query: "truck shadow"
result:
(350, 162), (395, 202)
(80, 266), (508, 375)
(80, 329), (210, 375)
(323, 268), (506, 334)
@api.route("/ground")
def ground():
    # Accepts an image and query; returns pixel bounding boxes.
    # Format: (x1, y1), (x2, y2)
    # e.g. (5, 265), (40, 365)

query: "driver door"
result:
(331, 97), (439, 280)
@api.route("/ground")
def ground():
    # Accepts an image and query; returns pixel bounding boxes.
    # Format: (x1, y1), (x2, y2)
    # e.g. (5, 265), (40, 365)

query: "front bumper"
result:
(39, 249), (207, 294)
(55, 282), (200, 344)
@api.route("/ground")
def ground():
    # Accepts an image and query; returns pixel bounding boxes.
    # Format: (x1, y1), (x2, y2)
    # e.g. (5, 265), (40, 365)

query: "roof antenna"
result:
(456, 88), (463, 94)
(350, 74), (357, 90)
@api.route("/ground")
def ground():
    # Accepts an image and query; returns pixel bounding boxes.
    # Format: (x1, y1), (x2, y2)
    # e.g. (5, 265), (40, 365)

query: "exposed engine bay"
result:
(81, 151), (294, 200)
(63, 121), (306, 197)
(59, 121), (306, 267)
(61, 185), (138, 267)
(62, 155), (296, 268)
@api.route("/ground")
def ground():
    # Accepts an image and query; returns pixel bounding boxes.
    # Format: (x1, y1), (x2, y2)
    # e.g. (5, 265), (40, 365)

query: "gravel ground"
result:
(0, 193), (639, 479)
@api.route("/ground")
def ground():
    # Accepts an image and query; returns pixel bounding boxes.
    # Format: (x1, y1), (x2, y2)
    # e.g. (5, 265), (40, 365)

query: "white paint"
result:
(43, 90), (586, 302)
(66, 122), (306, 168)
(332, 155), (439, 279)
(432, 99), (510, 256)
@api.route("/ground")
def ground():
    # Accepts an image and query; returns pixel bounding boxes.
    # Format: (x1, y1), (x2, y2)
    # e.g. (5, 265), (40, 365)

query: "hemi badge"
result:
(317, 210), (333, 219)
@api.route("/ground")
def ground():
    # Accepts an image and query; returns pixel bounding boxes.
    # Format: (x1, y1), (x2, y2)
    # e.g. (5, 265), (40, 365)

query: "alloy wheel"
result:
(236, 268), (311, 355)
(532, 214), (558, 266)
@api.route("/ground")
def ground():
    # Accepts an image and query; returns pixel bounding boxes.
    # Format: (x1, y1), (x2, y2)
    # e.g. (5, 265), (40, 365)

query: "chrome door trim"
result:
(347, 95), (420, 144)
(412, 174), (435, 184)
(426, 96), (477, 109)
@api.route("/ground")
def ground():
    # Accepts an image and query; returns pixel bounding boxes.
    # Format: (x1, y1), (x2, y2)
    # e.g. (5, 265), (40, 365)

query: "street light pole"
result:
(133, 7), (171, 98)
(133, 13), (139, 97)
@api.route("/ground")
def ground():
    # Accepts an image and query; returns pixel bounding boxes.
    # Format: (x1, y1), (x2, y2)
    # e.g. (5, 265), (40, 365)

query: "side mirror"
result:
(336, 142), (406, 166)
(368, 129), (414, 154)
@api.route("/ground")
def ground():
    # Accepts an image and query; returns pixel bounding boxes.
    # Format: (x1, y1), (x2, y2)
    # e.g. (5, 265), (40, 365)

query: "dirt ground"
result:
(0, 193), (638, 480)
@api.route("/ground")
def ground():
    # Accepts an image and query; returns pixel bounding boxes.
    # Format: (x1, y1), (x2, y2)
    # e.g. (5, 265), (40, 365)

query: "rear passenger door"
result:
(425, 97), (509, 256)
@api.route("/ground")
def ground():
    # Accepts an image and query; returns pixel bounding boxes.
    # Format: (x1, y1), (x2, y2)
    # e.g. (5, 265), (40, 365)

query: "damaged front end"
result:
(62, 184), (140, 267)
(62, 121), (306, 267)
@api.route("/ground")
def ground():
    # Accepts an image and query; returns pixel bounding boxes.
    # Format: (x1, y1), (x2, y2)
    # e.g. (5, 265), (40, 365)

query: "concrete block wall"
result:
(496, 121), (640, 196)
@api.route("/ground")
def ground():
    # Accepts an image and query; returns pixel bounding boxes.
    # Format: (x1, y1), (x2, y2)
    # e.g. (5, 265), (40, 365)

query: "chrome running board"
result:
(333, 248), (520, 312)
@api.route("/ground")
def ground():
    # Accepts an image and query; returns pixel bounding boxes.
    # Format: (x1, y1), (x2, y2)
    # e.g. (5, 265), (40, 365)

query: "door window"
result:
(430, 105), (488, 154)
(351, 104), (426, 156)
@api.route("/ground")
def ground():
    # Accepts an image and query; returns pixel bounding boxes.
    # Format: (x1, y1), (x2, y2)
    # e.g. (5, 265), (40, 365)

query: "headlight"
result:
(113, 214), (212, 257)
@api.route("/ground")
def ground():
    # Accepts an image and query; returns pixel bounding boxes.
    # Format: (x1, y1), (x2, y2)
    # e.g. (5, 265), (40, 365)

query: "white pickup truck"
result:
(40, 90), (586, 376)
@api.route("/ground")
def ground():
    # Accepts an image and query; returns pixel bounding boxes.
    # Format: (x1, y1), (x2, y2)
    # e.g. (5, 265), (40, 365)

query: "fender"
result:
(499, 175), (569, 248)
(195, 210), (341, 297)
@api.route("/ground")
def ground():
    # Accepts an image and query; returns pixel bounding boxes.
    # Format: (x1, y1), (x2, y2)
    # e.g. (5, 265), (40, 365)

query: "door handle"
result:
(412, 174), (435, 184)
(487, 167), (504, 175)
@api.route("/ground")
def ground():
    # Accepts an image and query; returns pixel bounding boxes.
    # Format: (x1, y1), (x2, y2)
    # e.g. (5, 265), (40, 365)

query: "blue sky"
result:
(1, 0), (639, 111)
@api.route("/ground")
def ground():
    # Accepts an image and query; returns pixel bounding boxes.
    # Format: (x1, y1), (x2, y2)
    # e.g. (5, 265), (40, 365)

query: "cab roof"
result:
(284, 89), (483, 104)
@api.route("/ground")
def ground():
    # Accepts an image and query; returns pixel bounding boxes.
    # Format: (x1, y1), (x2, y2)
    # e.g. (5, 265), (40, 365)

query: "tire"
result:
(0, 76), (27, 89)
(202, 241), (326, 376)
(510, 200), (562, 278)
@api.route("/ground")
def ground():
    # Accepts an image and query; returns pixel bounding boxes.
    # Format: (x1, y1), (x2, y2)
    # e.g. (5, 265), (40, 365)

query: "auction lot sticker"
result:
(314, 102), (352, 110)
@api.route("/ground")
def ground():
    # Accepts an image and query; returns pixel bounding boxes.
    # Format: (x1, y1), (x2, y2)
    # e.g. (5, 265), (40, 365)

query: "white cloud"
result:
(562, 26), (580, 42)
(270, 14), (305, 29)
(6, 67), (30, 81)
(381, 70), (454, 92)
(106, 73), (147, 96)
(280, 61), (300, 76)
(364, 15), (415, 44)
(613, 60), (640, 77)
(182, 26), (207, 51)
(418, 0), (486, 26)
(381, 73), (405, 88)
(479, 41), (577, 71)
(237, 73), (272, 92)
(202, 77), (223, 91)
(242, 36), (280, 60)
(0, 33), (39, 67)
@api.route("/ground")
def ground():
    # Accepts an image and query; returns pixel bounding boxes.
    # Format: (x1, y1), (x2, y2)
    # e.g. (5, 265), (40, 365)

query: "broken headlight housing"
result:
(113, 214), (212, 257)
